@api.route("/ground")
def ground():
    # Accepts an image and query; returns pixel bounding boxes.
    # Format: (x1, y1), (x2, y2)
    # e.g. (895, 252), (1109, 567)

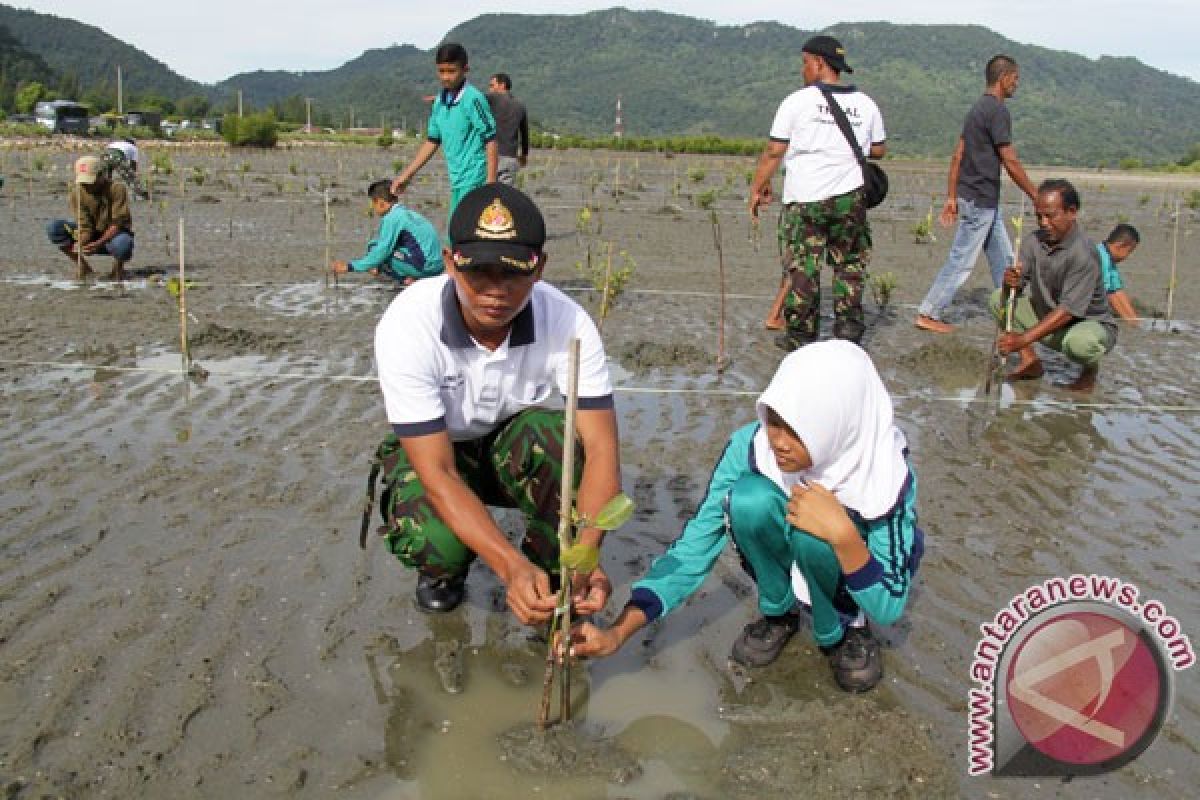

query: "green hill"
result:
(0, 3), (204, 111)
(221, 9), (1200, 166)
(0, 21), (55, 109)
(3, 4), (1198, 166)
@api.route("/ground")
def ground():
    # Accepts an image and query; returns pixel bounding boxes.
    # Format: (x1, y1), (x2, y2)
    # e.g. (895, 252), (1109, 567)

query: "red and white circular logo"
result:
(1005, 610), (1167, 768)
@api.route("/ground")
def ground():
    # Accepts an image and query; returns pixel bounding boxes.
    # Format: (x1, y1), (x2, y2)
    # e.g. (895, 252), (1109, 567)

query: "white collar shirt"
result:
(375, 274), (613, 441)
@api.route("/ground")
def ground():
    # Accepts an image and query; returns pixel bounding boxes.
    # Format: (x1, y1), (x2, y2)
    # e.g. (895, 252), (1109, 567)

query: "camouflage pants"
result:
(380, 408), (581, 580)
(778, 188), (871, 348)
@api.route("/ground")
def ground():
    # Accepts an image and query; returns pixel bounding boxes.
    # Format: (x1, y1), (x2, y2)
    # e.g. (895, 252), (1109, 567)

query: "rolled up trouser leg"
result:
(1045, 320), (1113, 367)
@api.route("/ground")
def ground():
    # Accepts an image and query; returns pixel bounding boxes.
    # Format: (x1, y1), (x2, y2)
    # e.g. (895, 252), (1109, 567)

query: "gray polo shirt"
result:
(958, 94), (1011, 208)
(1019, 224), (1117, 344)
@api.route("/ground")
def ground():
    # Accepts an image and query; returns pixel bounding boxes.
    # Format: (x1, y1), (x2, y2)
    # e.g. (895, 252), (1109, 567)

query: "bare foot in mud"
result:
(1056, 365), (1098, 393)
(764, 318), (785, 331)
(1007, 359), (1044, 381)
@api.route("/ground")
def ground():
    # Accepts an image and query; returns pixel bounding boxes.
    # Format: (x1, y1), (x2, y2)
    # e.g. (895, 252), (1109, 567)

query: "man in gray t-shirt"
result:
(916, 55), (1039, 333)
(991, 178), (1116, 393)
(487, 73), (529, 186)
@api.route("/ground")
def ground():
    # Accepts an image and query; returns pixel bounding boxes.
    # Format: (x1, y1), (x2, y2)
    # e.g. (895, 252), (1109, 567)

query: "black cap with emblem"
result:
(448, 183), (546, 274)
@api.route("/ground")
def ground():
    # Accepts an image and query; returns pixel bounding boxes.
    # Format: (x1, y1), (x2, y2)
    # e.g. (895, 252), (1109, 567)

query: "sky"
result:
(23, 1), (1200, 84)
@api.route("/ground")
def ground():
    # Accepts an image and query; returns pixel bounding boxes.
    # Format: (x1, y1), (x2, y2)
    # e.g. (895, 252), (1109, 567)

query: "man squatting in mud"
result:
(993, 178), (1118, 393)
(46, 155), (135, 281)
(372, 183), (621, 622)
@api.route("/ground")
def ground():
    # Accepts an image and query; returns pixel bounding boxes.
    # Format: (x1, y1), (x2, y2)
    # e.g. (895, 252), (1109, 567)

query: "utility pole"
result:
(116, 65), (123, 115)
(237, 90), (243, 118)
(614, 95), (624, 139)
(305, 97), (313, 132)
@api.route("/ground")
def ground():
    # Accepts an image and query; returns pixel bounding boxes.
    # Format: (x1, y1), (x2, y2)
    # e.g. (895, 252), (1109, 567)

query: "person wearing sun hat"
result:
(45, 154), (135, 280)
(370, 183), (622, 622)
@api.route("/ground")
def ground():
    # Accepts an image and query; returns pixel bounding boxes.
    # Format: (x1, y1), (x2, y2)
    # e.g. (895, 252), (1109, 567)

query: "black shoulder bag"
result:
(819, 88), (888, 209)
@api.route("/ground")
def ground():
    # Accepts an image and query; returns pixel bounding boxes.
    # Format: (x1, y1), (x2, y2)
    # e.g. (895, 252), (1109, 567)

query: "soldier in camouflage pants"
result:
(778, 188), (871, 348)
(379, 408), (581, 581)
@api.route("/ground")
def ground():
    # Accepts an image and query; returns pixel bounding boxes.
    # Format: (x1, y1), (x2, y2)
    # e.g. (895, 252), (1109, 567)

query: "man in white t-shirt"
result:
(373, 183), (622, 621)
(749, 35), (886, 348)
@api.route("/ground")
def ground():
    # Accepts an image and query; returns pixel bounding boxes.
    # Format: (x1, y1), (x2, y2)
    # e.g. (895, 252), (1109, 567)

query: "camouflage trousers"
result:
(778, 188), (872, 348)
(379, 408), (581, 580)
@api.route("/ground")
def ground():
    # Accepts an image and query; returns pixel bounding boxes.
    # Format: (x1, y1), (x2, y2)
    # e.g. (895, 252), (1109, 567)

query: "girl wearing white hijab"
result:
(572, 341), (923, 692)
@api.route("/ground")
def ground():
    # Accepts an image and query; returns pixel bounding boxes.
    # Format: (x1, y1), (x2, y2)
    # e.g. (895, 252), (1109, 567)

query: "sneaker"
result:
(415, 572), (466, 613)
(826, 625), (883, 692)
(730, 612), (800, 667)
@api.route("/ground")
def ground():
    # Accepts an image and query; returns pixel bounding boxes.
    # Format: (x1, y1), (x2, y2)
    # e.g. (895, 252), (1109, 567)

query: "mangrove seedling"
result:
(538, 487), (634, 730)
(869, 271), (898, 308)
(911, 205), (936, 244)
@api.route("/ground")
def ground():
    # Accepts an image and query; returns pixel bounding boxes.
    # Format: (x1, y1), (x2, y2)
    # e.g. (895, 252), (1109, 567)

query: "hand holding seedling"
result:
(748, 182), (773, 219)
(505, 558), (559, 625)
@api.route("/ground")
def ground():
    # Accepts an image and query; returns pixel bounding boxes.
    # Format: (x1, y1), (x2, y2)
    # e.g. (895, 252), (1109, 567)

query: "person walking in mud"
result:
(749, 35), (886, 348)
(914, 54), (1039, 333)
(370, 184), (622, 622)
(331, 179), (444, 285)
(391, 43), (498, 220)
(570, 341), (924, 694)
(992, 179), (1116, 393)
(486, 73), (530, 186)
(45, 155), (134, 281)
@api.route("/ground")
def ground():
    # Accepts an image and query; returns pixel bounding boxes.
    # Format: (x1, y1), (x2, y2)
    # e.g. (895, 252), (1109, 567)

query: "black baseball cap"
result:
(802, 35), (854, 74)
(448, 183), (546, 274)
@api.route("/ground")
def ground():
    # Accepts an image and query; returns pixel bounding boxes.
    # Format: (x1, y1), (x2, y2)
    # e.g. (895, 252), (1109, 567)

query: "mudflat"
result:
(1, 142), (1197, 798)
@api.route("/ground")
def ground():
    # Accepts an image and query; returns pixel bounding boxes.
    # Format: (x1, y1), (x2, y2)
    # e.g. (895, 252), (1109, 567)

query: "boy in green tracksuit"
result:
(332, 180), (444, 284)
(572, 341), (924, 693)
(391, 42), (498, 219)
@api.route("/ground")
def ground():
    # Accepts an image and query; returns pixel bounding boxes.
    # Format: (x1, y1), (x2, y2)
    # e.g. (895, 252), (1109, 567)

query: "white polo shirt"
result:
(375, 274), (613, 441)
(769, 83), (885, 204)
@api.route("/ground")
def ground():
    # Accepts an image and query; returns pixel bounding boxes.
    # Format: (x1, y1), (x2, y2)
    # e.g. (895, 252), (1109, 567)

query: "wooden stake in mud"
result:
(73, 178), (84, 281)
(324, 189), (337, 290)
(710, 211), (728, 372)
(984, 196), (1025, 394)
(538, 338), (581, 731)
(598, 242), (614, 330)
(178, 218), (191, 373)
(1166, 198), (1181, 323)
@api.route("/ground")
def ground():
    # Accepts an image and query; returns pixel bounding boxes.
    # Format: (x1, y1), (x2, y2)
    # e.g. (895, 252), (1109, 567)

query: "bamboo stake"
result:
(598, 243), (614, 330)
(178, 218), (190, 373)
(73, 179), (84, 281)
(1166, 198), (1181, 323)
(538, 337), (581, 730)
(324, 189), (337, 290)
(711, 211), (727, 372)
(984, 196), (1025, 394)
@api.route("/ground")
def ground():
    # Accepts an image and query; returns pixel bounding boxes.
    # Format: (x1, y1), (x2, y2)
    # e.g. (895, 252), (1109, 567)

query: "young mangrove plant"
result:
(538, 346), (634, 732)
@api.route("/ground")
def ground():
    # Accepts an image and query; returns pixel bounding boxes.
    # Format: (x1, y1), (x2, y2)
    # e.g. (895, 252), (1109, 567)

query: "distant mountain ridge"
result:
(3, 4), (1199, 166)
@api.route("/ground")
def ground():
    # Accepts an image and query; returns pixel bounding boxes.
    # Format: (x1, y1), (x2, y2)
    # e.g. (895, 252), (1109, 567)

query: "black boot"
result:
(415, 572), (467, 613)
